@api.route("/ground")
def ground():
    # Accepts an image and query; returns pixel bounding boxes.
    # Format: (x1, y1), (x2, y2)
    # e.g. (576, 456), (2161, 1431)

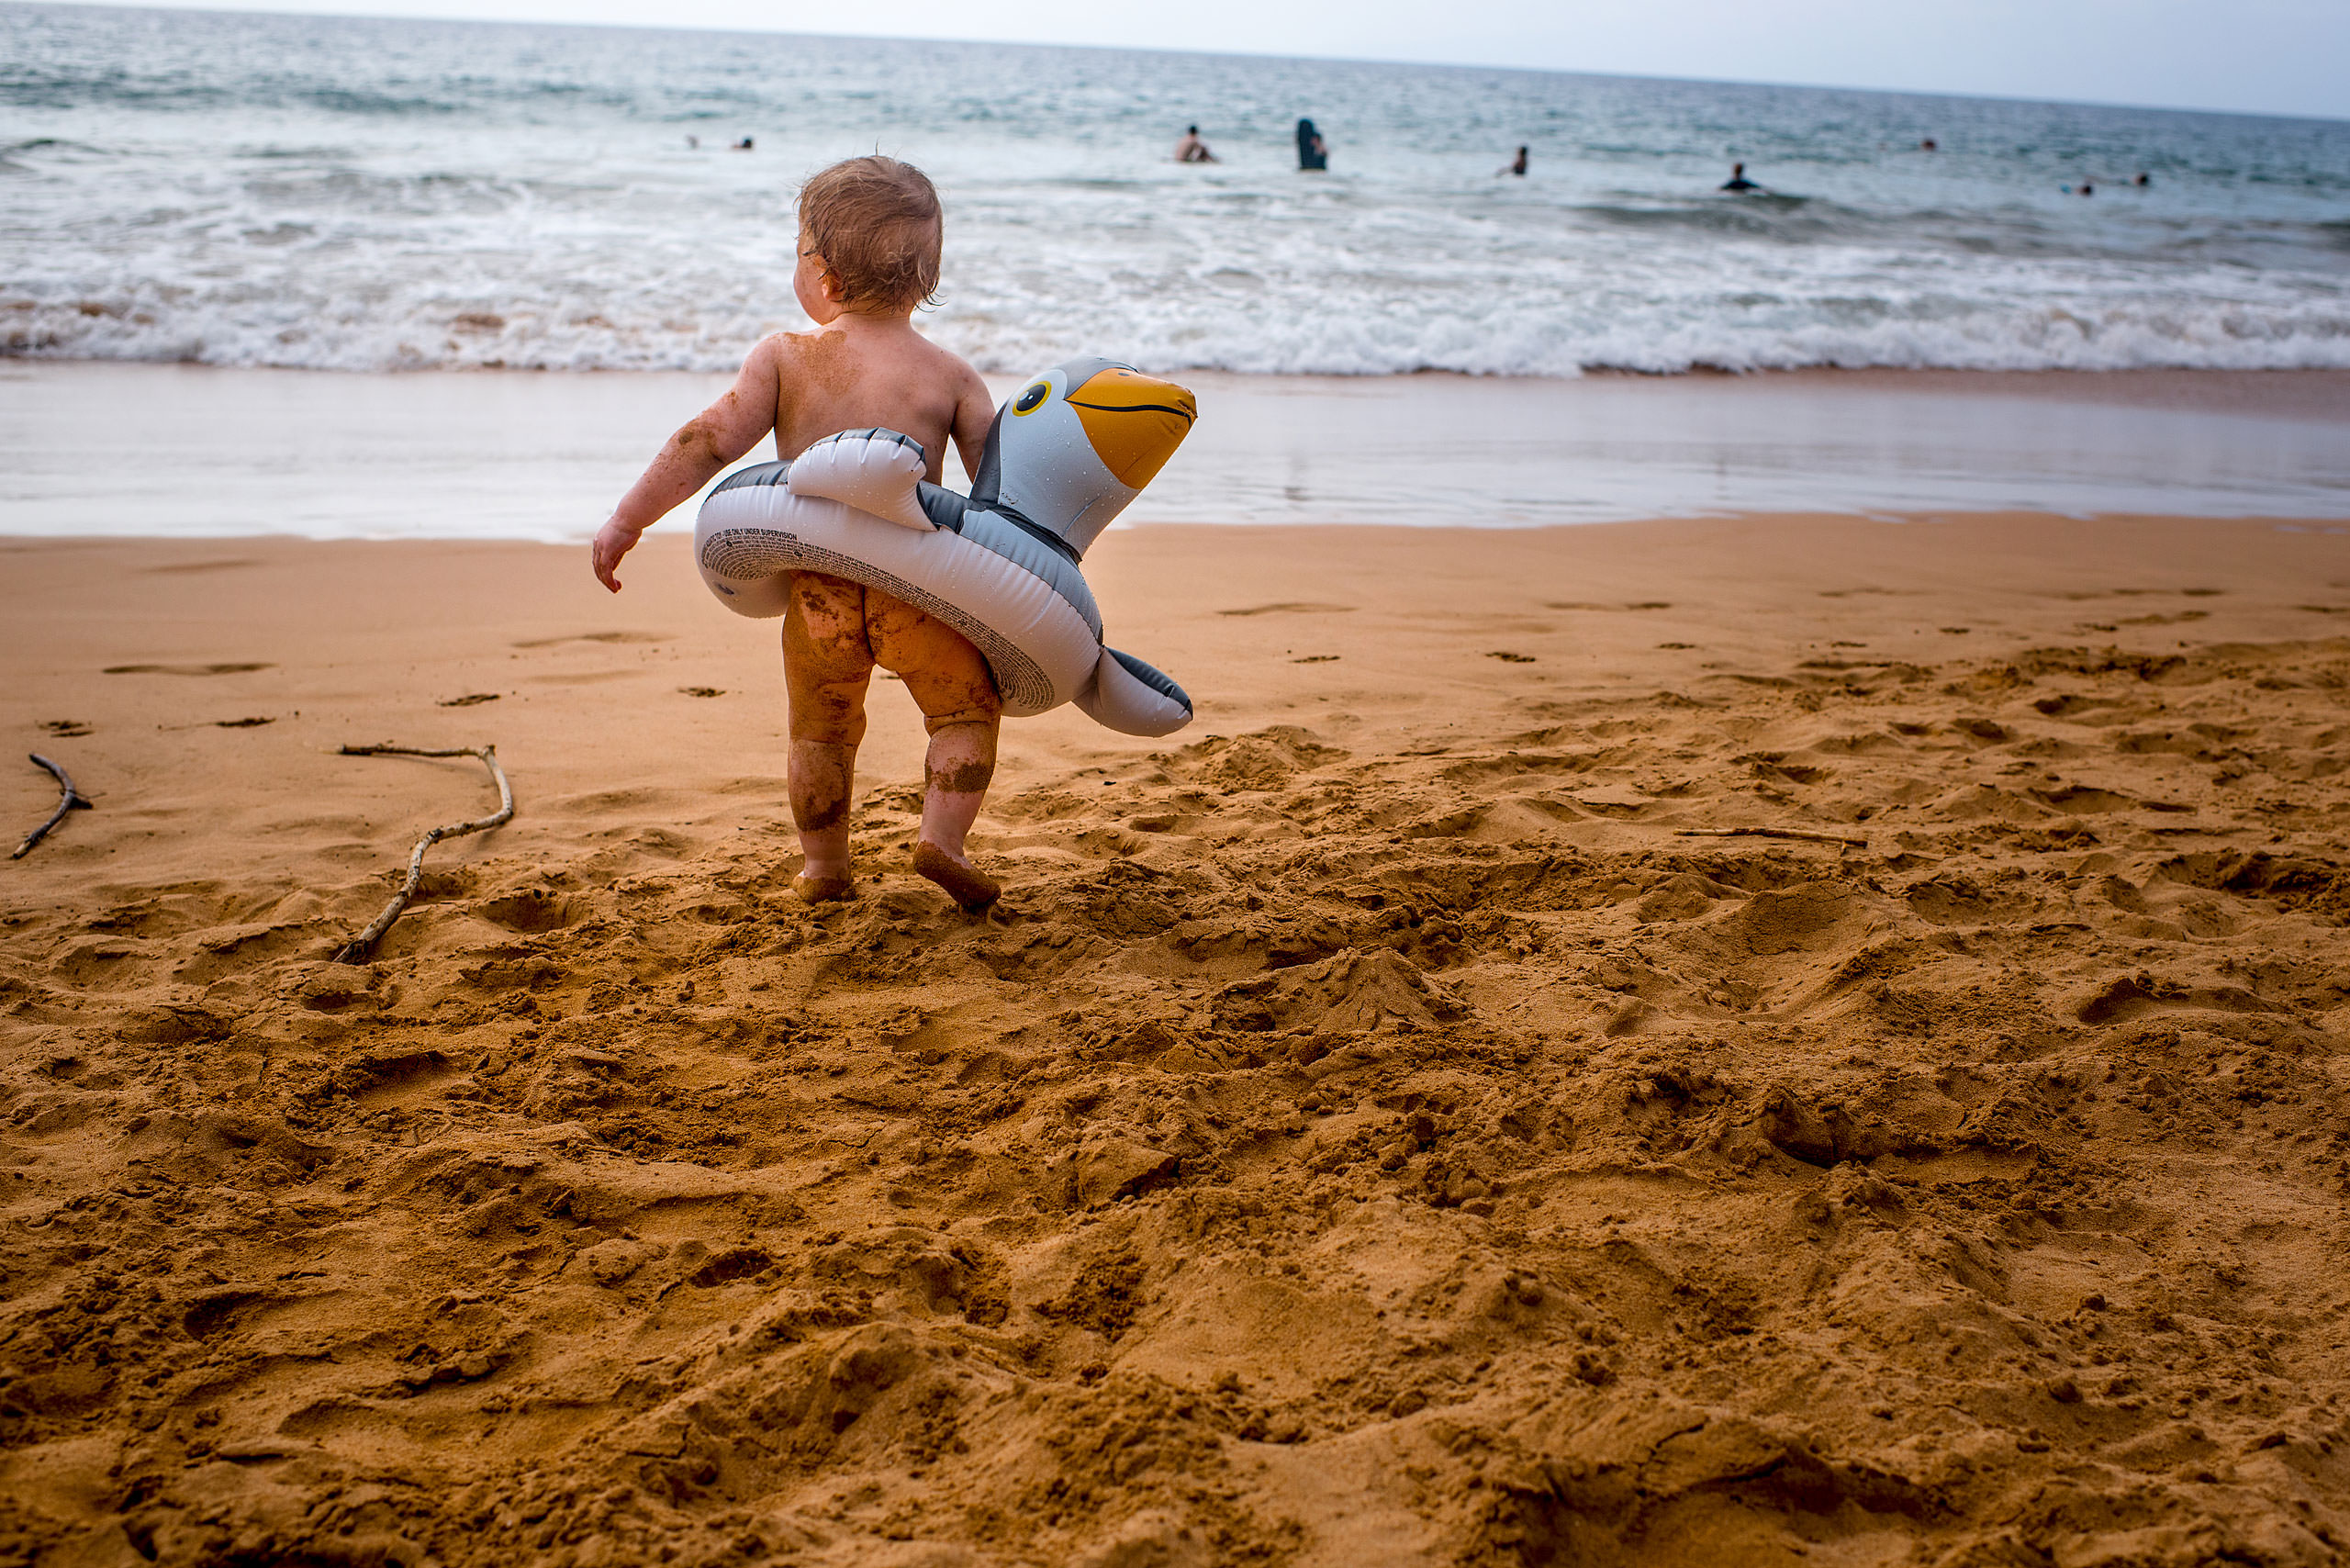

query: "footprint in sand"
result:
(511, 631), (672, 648)
(139, 558), (262, 576)
(103, 662), (272, 676)
(39, 719), (93, 736)
(476, 889), (575, 934)
(1217, 602), (1356, 617)
(1722, 882), (1863, 957)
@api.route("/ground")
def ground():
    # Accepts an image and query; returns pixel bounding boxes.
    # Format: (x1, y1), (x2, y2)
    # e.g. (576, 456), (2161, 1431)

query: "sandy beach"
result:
(4, 509), (2348, 1565)
(10, 6), (2350, 1557)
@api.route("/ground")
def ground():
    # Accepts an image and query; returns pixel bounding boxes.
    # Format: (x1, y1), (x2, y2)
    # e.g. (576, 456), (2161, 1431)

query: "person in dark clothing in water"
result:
(1720, 162), (1759, 192)
(1296, 118), (1328, 171)
(1501, 145), (1528, 176)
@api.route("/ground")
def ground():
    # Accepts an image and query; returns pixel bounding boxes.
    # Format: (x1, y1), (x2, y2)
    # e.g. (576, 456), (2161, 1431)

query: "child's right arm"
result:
(592, 338), (783, 593)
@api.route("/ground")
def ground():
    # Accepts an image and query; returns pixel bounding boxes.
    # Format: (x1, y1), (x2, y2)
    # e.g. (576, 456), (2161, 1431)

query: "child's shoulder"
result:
(755, 328), (823, 362)
(907, 330), (987, 389)
(762, 324), (881, 375)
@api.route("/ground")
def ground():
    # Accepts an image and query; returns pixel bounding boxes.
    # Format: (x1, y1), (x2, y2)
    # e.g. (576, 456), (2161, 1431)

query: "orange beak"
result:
(1067, 368), (1197, 490)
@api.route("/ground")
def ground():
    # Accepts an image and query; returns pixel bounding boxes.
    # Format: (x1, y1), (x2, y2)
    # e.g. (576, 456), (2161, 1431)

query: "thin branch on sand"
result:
(12, 754), (94, 860)
(333, 744), (514, 964)
(1676, 825), (1868, 848)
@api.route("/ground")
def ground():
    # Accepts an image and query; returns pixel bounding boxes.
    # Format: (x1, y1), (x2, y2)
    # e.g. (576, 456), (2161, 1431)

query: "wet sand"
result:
(4, 514), (2349, 1565)
(6, 362), (2348, 539)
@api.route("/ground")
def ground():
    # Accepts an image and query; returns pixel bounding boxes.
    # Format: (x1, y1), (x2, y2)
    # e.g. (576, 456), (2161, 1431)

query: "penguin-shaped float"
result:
(693, 355), (1196, 737)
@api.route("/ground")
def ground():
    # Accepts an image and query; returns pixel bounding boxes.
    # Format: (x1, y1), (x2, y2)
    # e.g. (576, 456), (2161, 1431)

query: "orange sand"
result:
(3, 514), (2348, 1566)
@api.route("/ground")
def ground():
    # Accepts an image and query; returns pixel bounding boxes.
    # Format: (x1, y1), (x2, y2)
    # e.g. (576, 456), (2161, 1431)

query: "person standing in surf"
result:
(1296, 118), (1328, 171)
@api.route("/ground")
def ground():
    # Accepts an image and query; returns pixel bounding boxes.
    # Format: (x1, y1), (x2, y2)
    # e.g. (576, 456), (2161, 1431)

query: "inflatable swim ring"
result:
(692, 355), (1198, 737)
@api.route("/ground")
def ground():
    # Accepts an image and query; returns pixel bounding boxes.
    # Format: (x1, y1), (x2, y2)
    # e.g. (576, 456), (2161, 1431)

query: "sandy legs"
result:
(781, 571), (1002, 909)
(784, 738), (857, 900)
(912, 719), (999, 909)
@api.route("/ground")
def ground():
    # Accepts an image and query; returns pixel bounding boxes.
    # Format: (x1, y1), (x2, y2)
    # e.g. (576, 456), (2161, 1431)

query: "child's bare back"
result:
(768, 330), (979, 481)
(590, 155), (1007, 912)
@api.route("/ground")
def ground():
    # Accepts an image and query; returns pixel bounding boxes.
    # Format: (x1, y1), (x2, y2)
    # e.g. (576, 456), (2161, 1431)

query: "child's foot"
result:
(791, 872), (855, 904)
(912, 842), (1000, 912)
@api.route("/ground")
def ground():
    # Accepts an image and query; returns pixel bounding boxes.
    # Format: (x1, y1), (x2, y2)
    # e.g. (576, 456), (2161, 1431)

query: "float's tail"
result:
(1074, 646), (1192, 737)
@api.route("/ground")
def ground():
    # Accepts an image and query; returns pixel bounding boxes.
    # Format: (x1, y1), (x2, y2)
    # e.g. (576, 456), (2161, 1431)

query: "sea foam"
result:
(5, 6), (2348, 378)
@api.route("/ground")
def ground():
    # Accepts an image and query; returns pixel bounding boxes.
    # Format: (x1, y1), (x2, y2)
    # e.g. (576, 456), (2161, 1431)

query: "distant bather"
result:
(1296, 118), (1328, 172)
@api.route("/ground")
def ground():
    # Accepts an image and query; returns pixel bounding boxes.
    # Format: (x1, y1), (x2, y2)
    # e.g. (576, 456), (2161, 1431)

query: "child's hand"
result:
(592, 517), (643, 593)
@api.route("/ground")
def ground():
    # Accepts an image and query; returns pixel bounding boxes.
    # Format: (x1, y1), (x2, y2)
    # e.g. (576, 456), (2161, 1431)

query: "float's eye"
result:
(1013, 382), (1051, 414)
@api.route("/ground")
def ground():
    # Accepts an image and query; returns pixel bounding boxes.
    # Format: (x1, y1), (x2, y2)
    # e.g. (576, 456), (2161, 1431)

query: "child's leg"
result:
(781, 572), (876, 902)
(865, 594), (1003, 910)
(917, 719), (996, 863)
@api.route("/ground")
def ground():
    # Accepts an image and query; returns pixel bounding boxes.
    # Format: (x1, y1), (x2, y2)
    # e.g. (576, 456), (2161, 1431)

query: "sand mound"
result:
(4, 532), (2349, 1565)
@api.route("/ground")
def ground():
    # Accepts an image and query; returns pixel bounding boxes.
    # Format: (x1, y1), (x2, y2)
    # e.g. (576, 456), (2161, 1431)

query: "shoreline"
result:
(1623, 363), (2350, 417)
(14, 354), (2350, 398)
(4, 361), (2346, 542)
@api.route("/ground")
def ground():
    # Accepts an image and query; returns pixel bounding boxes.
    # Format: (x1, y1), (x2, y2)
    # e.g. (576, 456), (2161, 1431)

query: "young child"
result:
(590, 156), (1005, 911)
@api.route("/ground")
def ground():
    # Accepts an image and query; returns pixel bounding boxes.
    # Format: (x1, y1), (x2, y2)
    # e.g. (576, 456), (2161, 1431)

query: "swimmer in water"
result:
(1296, 118), (1328, 172)
(594, 157), (1005, 911)
(1174, 125), (1217, 163)
(1500, 145), (1528, 176)
(1720, 162), (1760, 193)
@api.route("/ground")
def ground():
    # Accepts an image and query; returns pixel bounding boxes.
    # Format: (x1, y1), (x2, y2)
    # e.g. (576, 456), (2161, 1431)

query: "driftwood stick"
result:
(1677, 825), (1869, 848)
(12, 754), (94, 860)
(333, 744), (514, 964)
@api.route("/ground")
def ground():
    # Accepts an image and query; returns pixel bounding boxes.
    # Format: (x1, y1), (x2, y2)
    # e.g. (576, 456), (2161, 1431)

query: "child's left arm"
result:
(592, 338), (782, 593)
(946, 362), (996, 488)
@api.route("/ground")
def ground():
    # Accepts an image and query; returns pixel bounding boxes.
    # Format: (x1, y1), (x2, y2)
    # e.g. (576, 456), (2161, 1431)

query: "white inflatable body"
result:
(693, 356), (1196, 737)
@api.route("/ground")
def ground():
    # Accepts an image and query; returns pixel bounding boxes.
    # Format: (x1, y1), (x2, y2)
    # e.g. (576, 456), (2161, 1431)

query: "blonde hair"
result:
(797, 155), (943, 312)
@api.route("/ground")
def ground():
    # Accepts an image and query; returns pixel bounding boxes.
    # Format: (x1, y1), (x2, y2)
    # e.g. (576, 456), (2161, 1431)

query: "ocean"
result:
(6, 2), (2350, 380)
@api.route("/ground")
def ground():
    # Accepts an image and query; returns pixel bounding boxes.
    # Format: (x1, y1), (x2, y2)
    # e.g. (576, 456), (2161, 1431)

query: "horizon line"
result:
(14, 0), (2349, 127)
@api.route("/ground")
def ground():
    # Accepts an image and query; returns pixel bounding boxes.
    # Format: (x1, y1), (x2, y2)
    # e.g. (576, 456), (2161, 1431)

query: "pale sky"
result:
(58, 0), (2350, 120)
